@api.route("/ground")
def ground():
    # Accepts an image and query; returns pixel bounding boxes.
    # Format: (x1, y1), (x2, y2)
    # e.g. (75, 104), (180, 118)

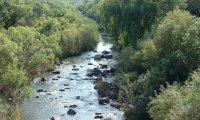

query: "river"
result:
(20, 33), (124, 120)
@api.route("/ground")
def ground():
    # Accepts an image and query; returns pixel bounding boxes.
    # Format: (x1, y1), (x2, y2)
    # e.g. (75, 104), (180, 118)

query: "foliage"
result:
(112, 8), (200, 120)
(1, 64), (28, 91)
(148, 69), (200, 120)
(0, 0), (99, 99)
(0, 0), (31, 29)
(100, 0), (158, 47)
(154, 9), (200, 82)
(78, 0), (101, 21)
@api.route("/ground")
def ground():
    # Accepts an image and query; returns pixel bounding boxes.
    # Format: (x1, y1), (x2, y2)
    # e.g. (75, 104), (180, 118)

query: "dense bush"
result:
(0, 0), (99, 99)
(148, 69), (200, 120)
(94, 0), (199, 119)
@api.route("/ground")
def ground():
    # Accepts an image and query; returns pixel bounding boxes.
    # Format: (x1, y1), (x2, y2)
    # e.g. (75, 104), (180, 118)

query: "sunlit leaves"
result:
(148, 69), (200, 120)
(1, 64), (28, 90)
(0, 0), (31, 29)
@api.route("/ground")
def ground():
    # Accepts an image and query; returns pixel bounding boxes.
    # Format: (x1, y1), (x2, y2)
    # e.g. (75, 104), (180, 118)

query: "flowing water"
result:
(20, 34), (124, 120)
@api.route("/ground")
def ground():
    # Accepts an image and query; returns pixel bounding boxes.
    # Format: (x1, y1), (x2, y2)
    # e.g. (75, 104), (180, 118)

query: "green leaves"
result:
(0, 0), (31, 29)
(100, 0), (158, 47)
(148, 69), (200, 120)
(0, 0), (99, 97)
(0, 32), (19, 74)
(154, 9), (200, 82)
(1, 64), (28, 90)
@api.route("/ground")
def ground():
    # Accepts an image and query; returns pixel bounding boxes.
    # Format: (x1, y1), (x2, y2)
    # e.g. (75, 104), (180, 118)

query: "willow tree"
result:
(100, 0), (158, 47)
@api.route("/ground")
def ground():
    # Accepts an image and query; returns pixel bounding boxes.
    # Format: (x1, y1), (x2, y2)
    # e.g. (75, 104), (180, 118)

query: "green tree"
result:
(0, 0), (31, 29)
(154, 9), (200, 82)
(148, 69), (200, 120)
(7, 27), (55, 76)
(0, 32), (20, 75)
(101, 0), (158, 47)
(1, 64), (28, 93)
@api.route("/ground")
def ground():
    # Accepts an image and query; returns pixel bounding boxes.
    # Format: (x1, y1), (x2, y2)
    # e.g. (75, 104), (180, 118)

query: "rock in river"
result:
(98, 97), (109, 105)
(94, 54), (102, 60)
(94, 115), (103, 119)
(52, 71), (60, 74)
(69, 105), (77, 108)
(102, 50), (110, 54)
(37, 89), (43, 93)
(76, 96), (80, 99)
(59, 89), (65, 92)
(67, 109), (76, 115)
(40, 77), (47, 82)
(50, 117), (60, 120)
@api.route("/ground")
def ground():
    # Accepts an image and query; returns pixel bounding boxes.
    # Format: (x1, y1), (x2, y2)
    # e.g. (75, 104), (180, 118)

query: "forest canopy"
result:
(0, 0), (99, 99)
(86, 0), (200, 119)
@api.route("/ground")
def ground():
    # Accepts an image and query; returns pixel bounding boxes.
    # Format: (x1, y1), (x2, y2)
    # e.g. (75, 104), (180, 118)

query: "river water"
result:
(20, 34), (124, 120)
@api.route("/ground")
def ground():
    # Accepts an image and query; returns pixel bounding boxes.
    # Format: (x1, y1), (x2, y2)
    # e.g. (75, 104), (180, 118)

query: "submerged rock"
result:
(95, 113), (102, 115)
(72, 68), (79, 71)
(104, 118), (112, 120)
(76, 96), (80, 99)
(94, 54), (102, 60)
(69, 105), (77, 108)
(63, 84), (69, 86)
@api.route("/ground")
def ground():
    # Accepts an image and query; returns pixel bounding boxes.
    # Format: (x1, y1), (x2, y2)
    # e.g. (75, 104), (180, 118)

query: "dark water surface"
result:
(20, 34), (124, 120)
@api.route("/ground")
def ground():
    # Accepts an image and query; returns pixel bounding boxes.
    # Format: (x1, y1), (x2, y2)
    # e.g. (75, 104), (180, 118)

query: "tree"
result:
(0, 0), (31, 29)
(154, 9), (200, 82)
(1, 64), (28, 92)
(7, 27), (55, 76)
(0, 32), (20, 75)
(148, 69), (200, 120)
(100, 0), (158, 47)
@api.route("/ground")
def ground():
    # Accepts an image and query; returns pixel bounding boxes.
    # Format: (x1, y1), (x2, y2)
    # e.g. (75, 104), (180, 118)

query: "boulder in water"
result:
(98, 97), (109, 105)
(52, 71), (60, 74)
(40, 77), (47, 82)
(59, 89), (65, 92)
(67, 109), (76, 115)
(37, 89), (43, 93)
(94, 54), (102, 60)
(102, 50), (110, 54)
(88, 63), (93, 65)
(94, 115), (103, 119)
